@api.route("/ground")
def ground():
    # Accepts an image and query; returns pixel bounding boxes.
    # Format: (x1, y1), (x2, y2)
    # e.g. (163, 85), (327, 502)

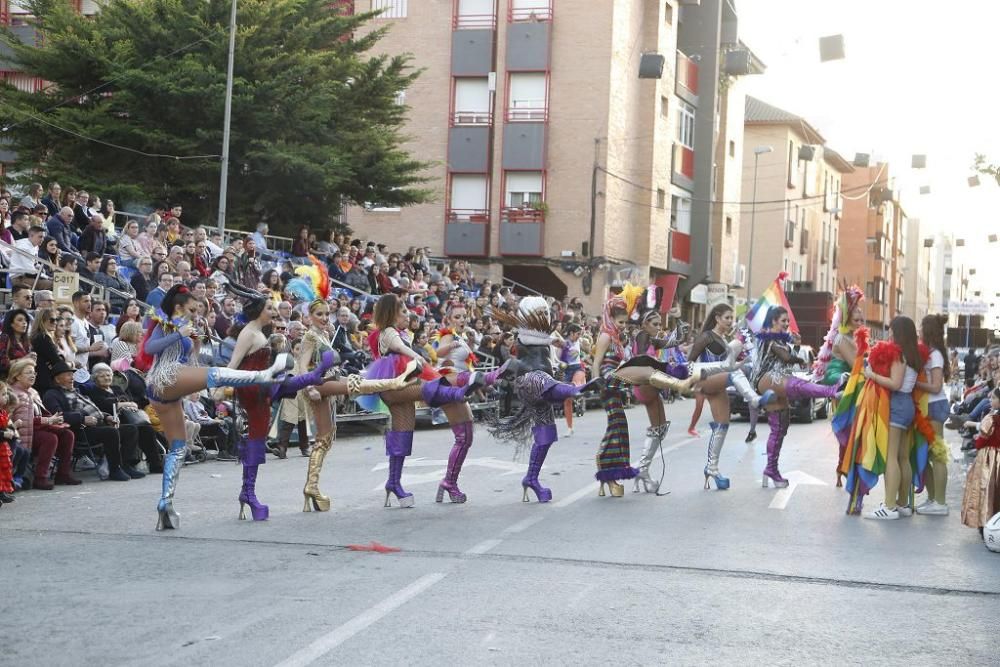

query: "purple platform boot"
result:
(384, 430), (415, 508)
(762, 411), (790, 488)
(270, 350), (337, 402)
(422, 376), (483, 407)
(437, 421), (473, 503)
(522, 424), (556, 503)
(784, 376), (839, 401)
(238, 437), (270, 521)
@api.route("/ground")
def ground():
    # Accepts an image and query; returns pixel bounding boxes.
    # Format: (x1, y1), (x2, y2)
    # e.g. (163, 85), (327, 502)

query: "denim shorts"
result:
(889, 391), (915, 429)
(927, 399), (949, 424)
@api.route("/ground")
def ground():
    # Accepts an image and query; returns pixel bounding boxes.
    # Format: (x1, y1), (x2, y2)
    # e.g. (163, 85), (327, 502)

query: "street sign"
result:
(947, 300), (989, 315)
(53, 271), (79, 304)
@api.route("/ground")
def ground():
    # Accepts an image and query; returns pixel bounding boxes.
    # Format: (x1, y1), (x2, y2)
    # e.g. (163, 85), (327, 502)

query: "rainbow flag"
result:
(745, 272), (799, 334)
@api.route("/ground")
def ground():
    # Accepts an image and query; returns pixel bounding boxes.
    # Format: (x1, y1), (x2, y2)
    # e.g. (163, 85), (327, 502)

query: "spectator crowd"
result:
(0, 182), (621, 512)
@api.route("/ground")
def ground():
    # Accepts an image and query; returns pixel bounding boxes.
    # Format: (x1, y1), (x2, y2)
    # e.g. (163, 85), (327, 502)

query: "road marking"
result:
(273, 572), (446, 667)
(465, 538), (503, 555)
(768, 470), (828, 510)
(502, 515), (545, 535)
(553, 483), (597, 508)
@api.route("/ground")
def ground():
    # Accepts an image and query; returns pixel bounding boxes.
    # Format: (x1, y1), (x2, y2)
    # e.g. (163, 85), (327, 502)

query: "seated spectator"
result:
(146, 271), (173, 310)
(115, 300), (143, 337)
(46, 206), (77, 254)
(10, 285), (33, 317)
(40, 182), (61, 217)
(94, 256), (134, 314)
(19, 183), (43, 211)
(77, 252), (101, 293)
(85, 363), (162, 473)
(292, 225), (310, 257)
(8, 358), (79, 489)
(130, 256), (155, 302)
(29, 307), (68, 395)
(0, 309), (32, 380)
(43, 361), (141, 482)
(117, 220), (144, 266)
(79, 213), (108, 255)
(210, 254), (234, 288)
(166, 244), (184, 270)
(112, 321), (143, 364)
(183, 393), (234, 459)
(34, 290), (55, 312)
(10, 224), (52, 290)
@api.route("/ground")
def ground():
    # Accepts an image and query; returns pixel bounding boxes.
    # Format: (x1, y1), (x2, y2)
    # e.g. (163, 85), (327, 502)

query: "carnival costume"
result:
(753, 330), (838, 488)
(363, 323), (482, 508)
(838, 334), (934, 515)
(685, 327), (766, 490)
(432, 320), (511, 503)
(961, 411), (1000, 530)
(487, 297), (594, 503)
(813, 285), (865, 484)
(287, 260), (419, 512)
(140, 302), (297, 531)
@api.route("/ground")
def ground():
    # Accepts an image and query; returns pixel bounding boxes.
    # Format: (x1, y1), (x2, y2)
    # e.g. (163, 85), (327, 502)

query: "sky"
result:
(738, 0), (1000, 313)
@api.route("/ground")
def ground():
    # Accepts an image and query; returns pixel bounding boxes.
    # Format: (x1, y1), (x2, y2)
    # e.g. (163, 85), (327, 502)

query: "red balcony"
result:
(673, 143), (694, 180)
(453, 0), (497, 29)
(447, 208), (491, 223)
(500, 206), (545, 256)
(451, 110), (493, 126)
(671, 231), (691, 264)
(501, 206), (544, 223)
(677, 52), (699, 96)
(508, 1), (552, 22)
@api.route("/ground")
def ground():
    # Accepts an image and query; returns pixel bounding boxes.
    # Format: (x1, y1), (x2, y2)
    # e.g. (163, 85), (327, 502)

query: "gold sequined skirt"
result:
(961, 447), (1000, 529)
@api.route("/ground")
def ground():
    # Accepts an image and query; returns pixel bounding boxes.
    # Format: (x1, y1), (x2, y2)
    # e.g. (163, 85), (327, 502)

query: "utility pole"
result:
(216, 0), (238, 234)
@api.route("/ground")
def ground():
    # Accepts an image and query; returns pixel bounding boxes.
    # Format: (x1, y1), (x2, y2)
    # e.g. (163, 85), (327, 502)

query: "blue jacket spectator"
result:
(46, 208), (77, 254)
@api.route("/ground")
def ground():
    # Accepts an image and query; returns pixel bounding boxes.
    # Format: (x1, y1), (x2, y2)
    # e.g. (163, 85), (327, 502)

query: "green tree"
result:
(0, 0), (430, 234)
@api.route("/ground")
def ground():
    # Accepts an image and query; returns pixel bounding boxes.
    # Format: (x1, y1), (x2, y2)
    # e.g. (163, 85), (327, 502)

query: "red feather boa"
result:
(867, 340), (902, 376)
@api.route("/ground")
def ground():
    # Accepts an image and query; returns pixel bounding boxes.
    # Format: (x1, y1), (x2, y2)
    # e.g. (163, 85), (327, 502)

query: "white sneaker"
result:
(897, 506), (913, 517)
(916, 501), (950, 516)
(915, 498), (934, 512)
(564, 427), (573, 438)
(77, 455), (97, 471)
(864, 503), (899, 520)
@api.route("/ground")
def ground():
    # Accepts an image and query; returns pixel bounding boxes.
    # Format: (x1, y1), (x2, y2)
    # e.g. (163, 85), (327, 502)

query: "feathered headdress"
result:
(493, 296), (553, 346)
(286, 255), (331, 306)
(812, 281), (865, 381)
(601, 283), (643, 357)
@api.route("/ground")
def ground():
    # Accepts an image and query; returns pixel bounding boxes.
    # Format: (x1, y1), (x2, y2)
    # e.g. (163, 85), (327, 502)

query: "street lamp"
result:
(216, 0), (238, 233)
(746, 145), (773, 305)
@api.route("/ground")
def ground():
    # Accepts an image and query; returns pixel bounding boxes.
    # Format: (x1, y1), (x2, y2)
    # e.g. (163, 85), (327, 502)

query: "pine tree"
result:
(0, 0), (430, 233)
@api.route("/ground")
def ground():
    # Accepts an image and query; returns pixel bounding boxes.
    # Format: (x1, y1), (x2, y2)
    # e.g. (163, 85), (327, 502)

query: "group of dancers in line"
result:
(137, 265), (998, 538)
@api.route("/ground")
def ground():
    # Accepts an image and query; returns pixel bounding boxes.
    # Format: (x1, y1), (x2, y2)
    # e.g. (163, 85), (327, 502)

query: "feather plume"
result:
(309, 255), (330, 300)
(619, 282), (644, 317)
(285, 277), (316, 303)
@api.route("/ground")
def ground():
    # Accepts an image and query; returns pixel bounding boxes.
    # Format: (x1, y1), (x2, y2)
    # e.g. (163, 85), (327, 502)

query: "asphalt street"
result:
(3, 398), (998, 666)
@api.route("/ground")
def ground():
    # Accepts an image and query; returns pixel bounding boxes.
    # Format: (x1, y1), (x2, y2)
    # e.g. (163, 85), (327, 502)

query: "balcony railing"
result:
(447, 208), (491, 223)
(671, 231), (691, 264)
(451, 110), (493, 126)
(672, 143), (694, 180)
(508, 1), (552, 22)
(676, 51), (699, 96)
(501, 206), (545, 223)
(506, 99), (547, 122)
(453, 11), (497, 29)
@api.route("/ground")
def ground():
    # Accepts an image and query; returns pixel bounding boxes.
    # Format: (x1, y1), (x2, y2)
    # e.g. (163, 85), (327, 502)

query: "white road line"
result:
(465, 538), (503, 555)
(273, 573), (446, 667)
(502, 514), (545, 535)
(553, 483), (597, 508)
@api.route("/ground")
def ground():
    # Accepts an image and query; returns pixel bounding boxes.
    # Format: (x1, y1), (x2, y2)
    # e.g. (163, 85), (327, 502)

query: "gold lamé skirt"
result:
(961, 447), (1000, 529)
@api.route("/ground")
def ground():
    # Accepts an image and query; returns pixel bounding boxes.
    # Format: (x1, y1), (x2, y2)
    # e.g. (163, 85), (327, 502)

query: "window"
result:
(786, 140), (797, 189)
(453, 77), (491, 124)
(449, 175), (489, 220)
(372, 0), (407, 18)
(725, 216), (732, 236)
(656, 189), (666, 210)
(507, 72), (547, 121)
(664, 2), (673, 24)
(394, 90), (406, 107)
(676, 101), (695, 149)
(670, 195), (691, 232)
(504, 171), (543, 207)
(728, 140), (735, 158)
(784, 220), (795, 246)
(660, 96), (669, 118)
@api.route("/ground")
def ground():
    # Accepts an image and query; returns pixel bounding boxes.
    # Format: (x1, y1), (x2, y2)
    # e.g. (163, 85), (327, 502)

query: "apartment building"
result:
(837, 163), (908, 337)
(740, 96), (851, 303)
(352, 0), (761, 312)
(901, 216), (936, 321)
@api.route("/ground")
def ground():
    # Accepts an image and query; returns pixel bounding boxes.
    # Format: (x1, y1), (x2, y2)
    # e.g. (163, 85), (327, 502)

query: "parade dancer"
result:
(284, 263), (417, 512)
(811, 284), (864, 485)
(432, 302), (510, 502)
(753, 306), (840, 489)
(365, 294), (483, 508)
(487, 297), (597, 503)
(688, 304), (775, 490)
(592, 286), (693, 497)
(139, 285), (324, 531)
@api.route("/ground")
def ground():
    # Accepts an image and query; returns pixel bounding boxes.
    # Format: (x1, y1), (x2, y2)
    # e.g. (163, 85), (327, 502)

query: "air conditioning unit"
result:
(735, 264), (747, 288)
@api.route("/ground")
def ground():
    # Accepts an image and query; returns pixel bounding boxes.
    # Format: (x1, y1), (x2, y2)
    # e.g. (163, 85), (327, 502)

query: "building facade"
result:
(901, 216), (936, 321)
(353, 0), (760, 313)
(740, 96), (850, 304)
